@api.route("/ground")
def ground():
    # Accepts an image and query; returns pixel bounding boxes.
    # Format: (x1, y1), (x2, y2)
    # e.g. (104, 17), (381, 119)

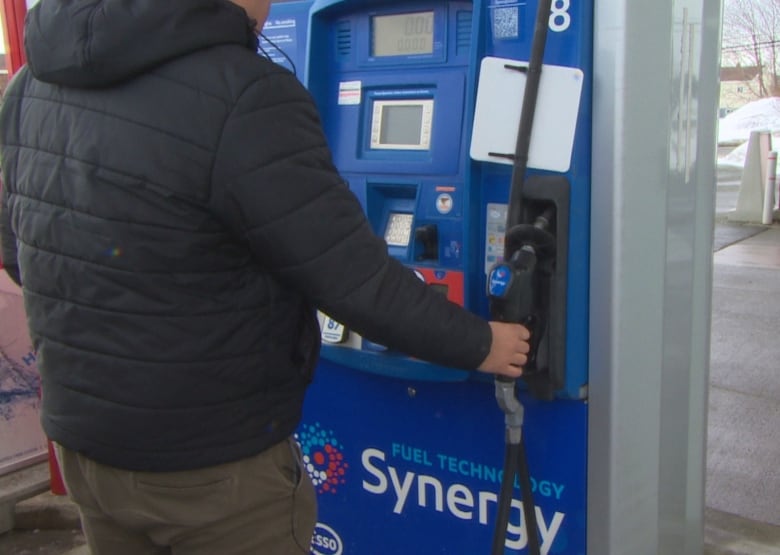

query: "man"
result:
(0, 0), (531, 553)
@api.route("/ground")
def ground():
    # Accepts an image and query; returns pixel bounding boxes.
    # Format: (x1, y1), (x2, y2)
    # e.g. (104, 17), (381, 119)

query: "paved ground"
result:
(703, 225), (780, 555)
(0, 528), (86, 555)
(702, 159), (780, 554)
(707, 225), (780, 526)
(705, 508), (780, 555)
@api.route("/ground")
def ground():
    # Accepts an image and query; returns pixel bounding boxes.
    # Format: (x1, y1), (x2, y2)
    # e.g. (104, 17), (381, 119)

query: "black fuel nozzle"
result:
(487, 245), (542, 375)
(487, 210), (555, 377)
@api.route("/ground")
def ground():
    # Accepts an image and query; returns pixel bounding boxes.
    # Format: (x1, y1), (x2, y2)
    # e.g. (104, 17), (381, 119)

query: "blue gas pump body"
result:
(295, 1), (592, 553)
(262, 1), (313, 80)
(307, 0), (480, 383)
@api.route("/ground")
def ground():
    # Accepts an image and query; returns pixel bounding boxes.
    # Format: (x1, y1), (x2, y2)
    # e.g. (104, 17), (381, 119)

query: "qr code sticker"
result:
(492, 7), (519, 39)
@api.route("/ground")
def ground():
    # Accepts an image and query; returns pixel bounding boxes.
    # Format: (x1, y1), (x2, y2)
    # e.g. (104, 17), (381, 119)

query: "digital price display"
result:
(372, 12), (434, 57)
(370, 99), (434, 150)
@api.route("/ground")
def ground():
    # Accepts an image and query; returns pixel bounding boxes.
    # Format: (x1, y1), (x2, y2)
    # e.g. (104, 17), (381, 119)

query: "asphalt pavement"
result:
(703, 161), (780, 554)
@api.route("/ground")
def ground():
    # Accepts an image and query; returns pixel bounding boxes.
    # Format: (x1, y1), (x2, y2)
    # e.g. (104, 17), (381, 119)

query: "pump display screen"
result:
(372, 12), (434, 57)
(370, 99), (433, 150)
(384, 212), (414, 247)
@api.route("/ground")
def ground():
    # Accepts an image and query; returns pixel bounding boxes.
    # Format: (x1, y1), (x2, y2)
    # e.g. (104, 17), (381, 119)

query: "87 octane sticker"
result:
(311, 523), (343, 555)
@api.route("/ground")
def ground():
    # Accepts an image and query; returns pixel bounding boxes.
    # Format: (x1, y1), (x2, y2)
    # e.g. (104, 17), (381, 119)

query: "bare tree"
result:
(722, 0), (780, 97)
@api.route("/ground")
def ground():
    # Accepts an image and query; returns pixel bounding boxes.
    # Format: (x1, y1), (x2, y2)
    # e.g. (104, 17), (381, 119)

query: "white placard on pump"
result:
(470, 57), (584, 173)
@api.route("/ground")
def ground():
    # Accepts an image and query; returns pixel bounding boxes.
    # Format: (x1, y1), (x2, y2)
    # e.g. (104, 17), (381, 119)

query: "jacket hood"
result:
(25, 0), (258, 87)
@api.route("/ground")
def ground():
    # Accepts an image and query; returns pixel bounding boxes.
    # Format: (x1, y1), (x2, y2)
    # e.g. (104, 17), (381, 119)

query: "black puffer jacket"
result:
(0, 0), (492, 471)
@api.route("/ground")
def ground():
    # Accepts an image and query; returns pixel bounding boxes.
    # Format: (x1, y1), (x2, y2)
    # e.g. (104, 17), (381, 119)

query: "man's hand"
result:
(477, 322), (531, 378)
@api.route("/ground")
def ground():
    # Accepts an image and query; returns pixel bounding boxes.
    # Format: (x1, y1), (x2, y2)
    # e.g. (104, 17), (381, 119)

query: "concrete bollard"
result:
(763, 152), (777, 225)
(730, 130), (772, 223)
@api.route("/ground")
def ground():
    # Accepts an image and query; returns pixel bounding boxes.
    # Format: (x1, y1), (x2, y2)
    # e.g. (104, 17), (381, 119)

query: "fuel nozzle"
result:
(487, 207), (556, 375)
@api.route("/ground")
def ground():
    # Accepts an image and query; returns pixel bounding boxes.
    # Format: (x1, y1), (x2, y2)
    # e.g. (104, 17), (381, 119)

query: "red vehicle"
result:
(1, 0), (27, 75)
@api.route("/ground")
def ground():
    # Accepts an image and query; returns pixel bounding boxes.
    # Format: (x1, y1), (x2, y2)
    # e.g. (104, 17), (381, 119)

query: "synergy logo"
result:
(297, 423), (349, 494)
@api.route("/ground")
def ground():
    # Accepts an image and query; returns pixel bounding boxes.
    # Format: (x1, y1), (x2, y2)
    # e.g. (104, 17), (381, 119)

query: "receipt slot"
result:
(296, 1), (591, 554)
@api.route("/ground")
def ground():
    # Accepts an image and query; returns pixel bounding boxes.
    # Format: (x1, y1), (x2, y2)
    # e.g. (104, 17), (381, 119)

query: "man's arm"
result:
(211, 68), (528, 374)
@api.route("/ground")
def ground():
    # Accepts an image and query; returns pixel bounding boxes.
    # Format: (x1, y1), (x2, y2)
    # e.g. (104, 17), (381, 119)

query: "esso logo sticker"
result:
(310, 522), (343, 555)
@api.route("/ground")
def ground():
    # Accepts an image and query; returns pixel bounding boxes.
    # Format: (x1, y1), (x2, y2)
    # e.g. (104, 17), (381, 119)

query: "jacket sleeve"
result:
(210, 69), (491, 371)
(0, 178), (22, 286)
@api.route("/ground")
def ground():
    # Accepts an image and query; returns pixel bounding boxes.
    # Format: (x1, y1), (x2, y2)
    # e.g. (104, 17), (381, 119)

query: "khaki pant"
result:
(55, 438), (317, 555)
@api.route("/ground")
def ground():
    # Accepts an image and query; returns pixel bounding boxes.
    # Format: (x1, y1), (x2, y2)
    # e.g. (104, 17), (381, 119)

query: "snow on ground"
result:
(717, 97), (780, 170)
(719, 97), (780, 144)
(718, 133), (780, 169)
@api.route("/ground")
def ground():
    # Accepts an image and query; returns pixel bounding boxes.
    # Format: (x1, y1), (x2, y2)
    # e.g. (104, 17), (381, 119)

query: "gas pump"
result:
(296, 1), (591, 554)
(307, 0), (481, 383)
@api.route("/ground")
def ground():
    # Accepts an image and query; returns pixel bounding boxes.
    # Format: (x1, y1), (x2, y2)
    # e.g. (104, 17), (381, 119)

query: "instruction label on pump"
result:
(338, 81), (362, 105)
(321, 317), (347, 344)
(485, 203), (507, 274)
